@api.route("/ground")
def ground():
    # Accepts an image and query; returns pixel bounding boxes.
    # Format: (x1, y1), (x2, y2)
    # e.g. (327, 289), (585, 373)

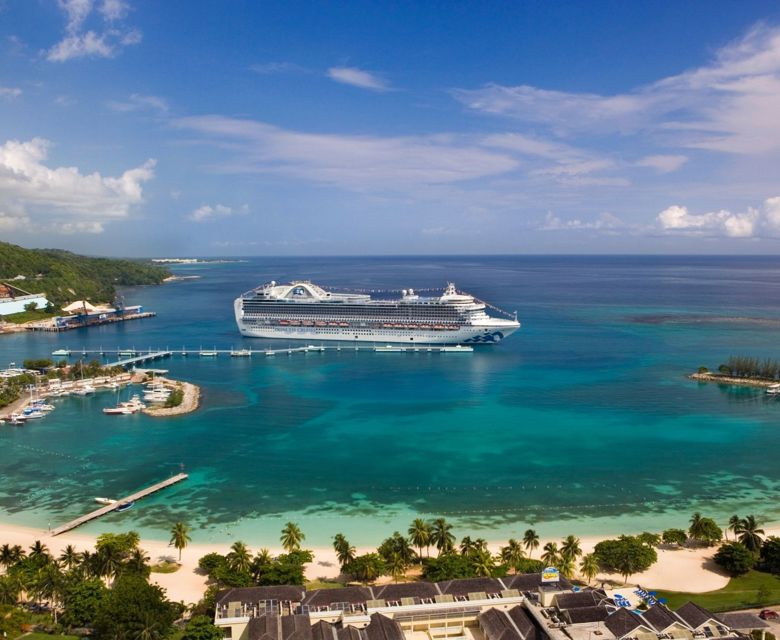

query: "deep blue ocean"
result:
(2, 255), (780, 546)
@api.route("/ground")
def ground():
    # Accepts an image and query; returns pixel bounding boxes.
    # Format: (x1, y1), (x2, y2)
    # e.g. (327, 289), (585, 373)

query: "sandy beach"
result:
(2, 520), (771, 605)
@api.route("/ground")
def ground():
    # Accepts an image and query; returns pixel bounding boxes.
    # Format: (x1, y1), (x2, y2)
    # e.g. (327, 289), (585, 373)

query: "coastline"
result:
(689, 372), (780, 388)
(2, 517), (769, 605)
(141, 378), (201, 417)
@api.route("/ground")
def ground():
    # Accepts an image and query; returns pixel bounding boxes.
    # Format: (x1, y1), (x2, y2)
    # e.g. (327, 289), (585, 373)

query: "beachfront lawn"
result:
(150, 560), (181, 573)
(1, 309), (58, 324)
(656, 570), (780, 612)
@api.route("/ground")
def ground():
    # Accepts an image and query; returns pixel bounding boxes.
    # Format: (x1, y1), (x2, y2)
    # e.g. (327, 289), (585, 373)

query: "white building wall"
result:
(0, 294), (50, 316)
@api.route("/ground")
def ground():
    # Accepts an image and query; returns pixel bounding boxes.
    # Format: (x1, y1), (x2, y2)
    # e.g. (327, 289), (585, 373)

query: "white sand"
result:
(2, 521), (776, 605)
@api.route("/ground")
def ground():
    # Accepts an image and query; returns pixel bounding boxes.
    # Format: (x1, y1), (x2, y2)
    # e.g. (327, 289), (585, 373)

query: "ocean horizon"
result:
(2, 255), (780, 547)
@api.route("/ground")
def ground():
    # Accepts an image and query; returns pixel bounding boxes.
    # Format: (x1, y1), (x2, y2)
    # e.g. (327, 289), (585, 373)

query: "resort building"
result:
(214, 575), (763, 640)
(0, 282), (50, 316)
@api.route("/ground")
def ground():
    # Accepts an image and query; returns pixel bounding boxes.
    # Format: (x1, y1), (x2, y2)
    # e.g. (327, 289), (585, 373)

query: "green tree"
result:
(560, 535), (582, 562)
(735, 515), (765, 553)
(377, 532), (415, 566)
(93, 575), (182, 640)
(126, 548), (151, 578)
(59, 544), (81, 571)
(421, 553), (476, 581)
(257, 550), (312, 586)
(470, 548), (497, 577)
(594, 536), (658, 584)
(61, 577), (107, 628)
(541, 542), (560, 566)
(333, 534), (356, 569)
(728, 515), (741, 541)
(183, 615), (223, 640)
(344, 553), (386, 583)
(714, 542), (757, 576)
(688, 514), (722, 546)
(523, 529), (540, 558)
(388, 552), (408, 583)
(170, 521), (192, 562)
(637, 532), (661, 547)
(0, 575), (21, 605)
(408, 519), (432, 559)
(280, 522), (304, 552)
(29, 540), (50, 562)
(662, 529), (688, 546)
(227, 541), (252, 574)
(759, 536), (780, 574)
(430, 518), (455, 554)
(579, 553), (599, 584)
(499, 539), (525, 574)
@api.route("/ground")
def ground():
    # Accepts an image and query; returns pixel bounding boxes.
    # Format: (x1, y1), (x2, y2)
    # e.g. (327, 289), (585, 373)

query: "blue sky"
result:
(2, 1), (780, 256)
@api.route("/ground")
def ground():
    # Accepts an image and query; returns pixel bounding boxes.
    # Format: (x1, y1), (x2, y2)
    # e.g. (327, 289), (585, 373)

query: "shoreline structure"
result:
(0, 518), (769, 605)
(689, 371), (780, 388)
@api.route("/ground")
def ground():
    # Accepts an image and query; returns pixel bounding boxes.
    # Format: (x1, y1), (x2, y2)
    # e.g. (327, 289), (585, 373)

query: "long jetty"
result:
(50, 473), (188, 536)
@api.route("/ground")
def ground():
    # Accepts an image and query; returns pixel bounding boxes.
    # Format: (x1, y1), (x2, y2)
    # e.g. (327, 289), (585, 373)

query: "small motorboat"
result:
(103, 406), (133, 415)
(115, 501), (134, 512)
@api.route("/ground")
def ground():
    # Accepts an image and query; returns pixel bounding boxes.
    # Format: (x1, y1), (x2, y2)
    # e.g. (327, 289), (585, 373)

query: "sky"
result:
(2, 1), (780, 256)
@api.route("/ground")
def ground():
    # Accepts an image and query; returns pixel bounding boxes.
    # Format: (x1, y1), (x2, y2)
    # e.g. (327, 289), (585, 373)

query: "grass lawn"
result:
(305, 579), (346, 590)
(3, 309), (58, 324)
(150, 561), (181, 574)
(656, 570), (780, 612)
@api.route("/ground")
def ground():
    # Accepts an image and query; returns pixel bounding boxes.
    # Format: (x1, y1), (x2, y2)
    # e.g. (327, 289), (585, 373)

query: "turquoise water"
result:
(2, 255), (780, 546)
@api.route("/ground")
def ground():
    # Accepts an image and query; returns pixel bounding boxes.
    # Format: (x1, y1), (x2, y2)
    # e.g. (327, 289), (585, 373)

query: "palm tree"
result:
(29, 540), (50, 561)
(558, 555), (575, 579)
(0, 575), (20, 605)
(727, 515), (740, 541)
(95, 544), (123, 583)
(470, 548), (495, 577)
(523, 529), (540, 558)
(0, 544), (14, 571)
(408, 519), (432, 559)
(430, 518), (455, 554)
(126, 548), (150, 576)
(579, 553), (599, 585)
(560, 535), (582, 562)
(389, 552), (407, 583)
(689, 512), (705, 540)
(333, 534), (356, 568)
(499, 539), (525, 574)
(227, 541), (252, 573)
(58, 545), (80, 571)
(280, 522), (305, 552)
(460, 536), (477, 556)
(735, 515), (765, 553)
(169, 522), (192, 562)
(540, 541), (559, 566)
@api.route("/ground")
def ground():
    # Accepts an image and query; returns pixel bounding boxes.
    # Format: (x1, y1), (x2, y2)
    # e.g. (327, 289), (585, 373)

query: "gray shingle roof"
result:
(675, 602), (721, 630)
(555, 591), (605, 610)
(364, 614), (405, 640)
(371, 582), (440, 601)
(302, 587), (374, 608)
(480, 608), (522, 640)
(338, 628), (365, 640)
(604, 608), (652, 639)
(437, 577), (505, 596)
(502, 574), (573, 591)
(719, 613), (770, 631)
(563, 606), (609, 624)
(311, 621), (339, 640)
(217, 586), (306, 608)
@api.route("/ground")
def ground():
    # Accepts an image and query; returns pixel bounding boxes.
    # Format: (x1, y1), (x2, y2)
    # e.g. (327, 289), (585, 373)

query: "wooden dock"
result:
(50, 473), (188, 536)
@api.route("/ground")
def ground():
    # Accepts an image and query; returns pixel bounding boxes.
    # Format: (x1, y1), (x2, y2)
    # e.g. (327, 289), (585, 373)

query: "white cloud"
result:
(454, 24), (780, 155)
(107, 93), (168, 112)
(327, 66), (390, 91)
(541, 211), (624, 231)
(189, 203), (248, 222)
(656, 197), (780, 238)
(0, 137), (155, 234)
(173, 115), (519, 189)
(635, 155), (688, 173)
(47, 0), (140, 61)
(0, 87), (22, 99)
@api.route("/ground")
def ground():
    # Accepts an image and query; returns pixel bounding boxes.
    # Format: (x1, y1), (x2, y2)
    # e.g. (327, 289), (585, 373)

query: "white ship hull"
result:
(234, 281), (520, 345)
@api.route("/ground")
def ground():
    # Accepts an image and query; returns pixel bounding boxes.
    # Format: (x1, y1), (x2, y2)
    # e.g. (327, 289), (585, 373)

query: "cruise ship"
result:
(234, 281), (520, 344)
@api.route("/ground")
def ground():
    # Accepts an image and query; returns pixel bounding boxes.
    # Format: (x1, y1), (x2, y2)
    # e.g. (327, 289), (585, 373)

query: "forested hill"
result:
(0, 241), (170, 307)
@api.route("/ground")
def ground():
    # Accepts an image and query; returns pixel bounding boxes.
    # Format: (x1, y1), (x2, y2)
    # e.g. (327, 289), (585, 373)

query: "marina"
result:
(49, 473), (189, 535)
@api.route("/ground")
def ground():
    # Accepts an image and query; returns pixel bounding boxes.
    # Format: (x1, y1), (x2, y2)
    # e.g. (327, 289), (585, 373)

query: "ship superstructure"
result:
(234, 281), (520, 344)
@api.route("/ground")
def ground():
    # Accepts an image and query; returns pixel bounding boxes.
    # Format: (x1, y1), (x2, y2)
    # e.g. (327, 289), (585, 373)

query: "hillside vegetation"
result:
(0, 241), (170, 307)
